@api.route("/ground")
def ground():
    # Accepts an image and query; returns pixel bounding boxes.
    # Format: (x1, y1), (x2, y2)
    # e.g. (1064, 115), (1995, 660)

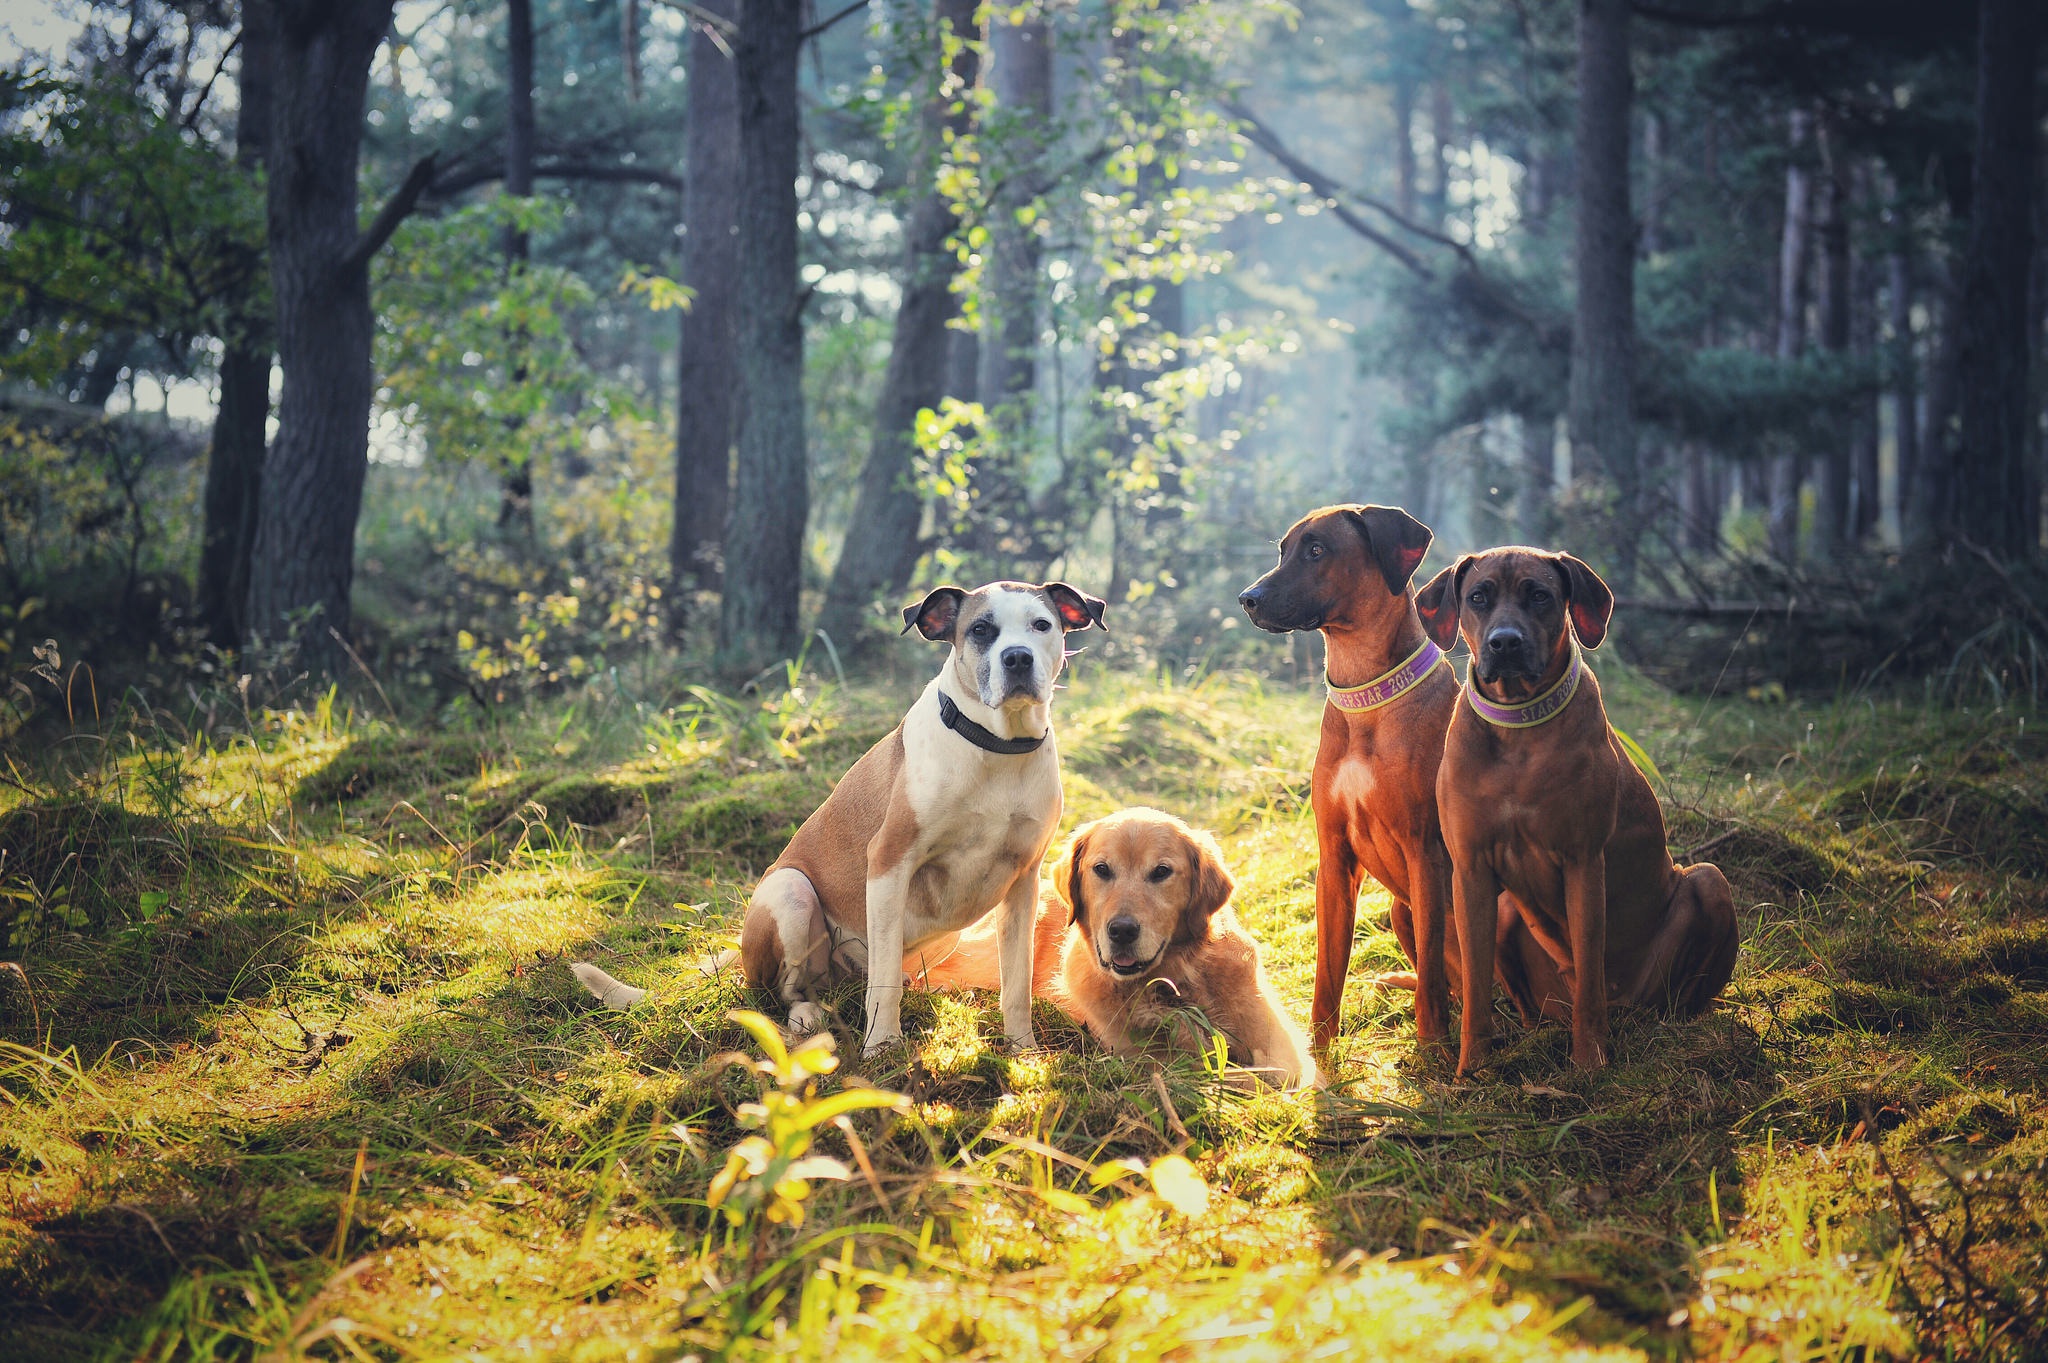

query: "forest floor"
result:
(2, 659), (2046, 1361)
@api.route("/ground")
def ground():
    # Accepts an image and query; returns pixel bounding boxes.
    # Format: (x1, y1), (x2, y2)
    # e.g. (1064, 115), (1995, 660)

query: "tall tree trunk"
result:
(1813, 121), (1852, 556)
(1640, 110), (1663, 257)
(1886, 234), (1918, 538)
(1953, 0), (2042, 560)
(1423, 79), (1452, 229)
(1680, 443), (1719, 551)
(505, 0), (534, 252)
(971, 2), (1052, 542)
(1850, 188), (1882, 544)
(1518, 411), (1554, 543)
(198, 1), (274, 649)
(714, 0), (807, 680)
(1910, 258), (1963, 546)
(1769, 108), (1813, 563)
(670, 0), (740, 605)
(621, 0), (642, 102)
(247, 0), (400, 676)
(821, 0), (981, 646)
(497, 0), (537, 532)
(1393, 76), (1418, 221)
(1568, 0), (1638, 585)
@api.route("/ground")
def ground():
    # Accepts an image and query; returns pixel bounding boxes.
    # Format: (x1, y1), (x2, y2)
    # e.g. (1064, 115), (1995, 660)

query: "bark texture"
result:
(1886, 241), (1917, 536)
(498, 0), (537, 530)
(1850, 207), (1881, 543)
(1769, 108), (1813, 563)
(670, 0), (740, 601)
(1813, 124), (1853, 556)
(820, 0), (981, 647)
(246, 0), (398, 674)
(1910, 258), (1962, 546)
(198, 0), (275, 649)
(971, 1), (1052, 541)
(714, 0), (807, 679)
(1568, 0), (1638, 583)
(1954, 0), (2042, 559)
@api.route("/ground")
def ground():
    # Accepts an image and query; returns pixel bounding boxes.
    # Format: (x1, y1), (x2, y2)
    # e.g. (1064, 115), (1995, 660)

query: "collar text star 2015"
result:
(937, 689), (1047, 755)
(1325, 638), (1448, 713)
(1466, 644), (1583, 728)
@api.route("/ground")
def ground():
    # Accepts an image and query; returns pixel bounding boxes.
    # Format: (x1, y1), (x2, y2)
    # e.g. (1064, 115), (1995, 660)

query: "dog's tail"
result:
(1369, 970), (1419, 993)
(569, 962), (649, 1010)
(571, 949), (742, 1009)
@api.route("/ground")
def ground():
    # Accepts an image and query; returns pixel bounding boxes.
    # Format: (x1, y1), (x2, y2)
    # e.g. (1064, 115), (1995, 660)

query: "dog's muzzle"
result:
(1103, 917), (1155, 975)
(1477, 626), (1540, 684)
(996, 646), (1043, 700)
(1239, 585), (1318, 634)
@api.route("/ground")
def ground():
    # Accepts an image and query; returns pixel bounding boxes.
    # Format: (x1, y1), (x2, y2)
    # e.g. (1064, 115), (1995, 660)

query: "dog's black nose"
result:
(1238, 587), (1262, 612)
(1001, 646), (1034, 674)
(1106, 917), (1140, 947)
(1485, 627), (1525, 656)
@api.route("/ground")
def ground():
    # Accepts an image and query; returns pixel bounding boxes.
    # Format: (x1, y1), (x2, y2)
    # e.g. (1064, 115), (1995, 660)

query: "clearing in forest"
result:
(1, 666), (2044, 1359)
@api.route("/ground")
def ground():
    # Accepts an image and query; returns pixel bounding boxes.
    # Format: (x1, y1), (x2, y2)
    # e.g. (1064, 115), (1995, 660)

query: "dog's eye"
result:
(1091, 861), (1113, 880)
(1529, 587), (1552, 606)
(1468, 587), (1490, 607)
(1033, 618), (1053, 632)
(1147, 863), (1173, 883)
(1305, 540), (1324, 560)
(970, 621), (993, 639)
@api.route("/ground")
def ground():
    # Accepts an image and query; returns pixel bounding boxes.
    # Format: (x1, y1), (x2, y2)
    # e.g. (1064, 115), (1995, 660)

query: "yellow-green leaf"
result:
(1148, 1155), (1210, 1216)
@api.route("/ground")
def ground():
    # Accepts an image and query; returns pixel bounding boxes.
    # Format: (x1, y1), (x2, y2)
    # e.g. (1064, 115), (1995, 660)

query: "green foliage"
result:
(0, 68), (265, 381)
(374, 196), (639, 480)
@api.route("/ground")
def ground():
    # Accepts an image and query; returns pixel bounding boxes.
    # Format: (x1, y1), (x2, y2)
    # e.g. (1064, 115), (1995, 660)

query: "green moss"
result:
(3, 673), (2046, 1361)
(296, 733), (489, 804)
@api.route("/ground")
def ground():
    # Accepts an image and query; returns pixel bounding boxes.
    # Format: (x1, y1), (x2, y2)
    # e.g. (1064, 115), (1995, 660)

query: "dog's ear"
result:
(1341, 504), (1434, 592)
(1552, 554), (1615, 650)
(1177, 826), (1236, 944)
(1049, 824), (1093, 927)
(901, 586), (967, 642)
(1413, 555), (1471, 650)
(1043, 582), (1108, 633)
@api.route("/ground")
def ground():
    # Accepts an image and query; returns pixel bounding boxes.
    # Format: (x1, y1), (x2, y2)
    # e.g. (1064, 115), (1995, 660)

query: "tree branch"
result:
(428, 159), (684, 200)
(1226, 100), (1560, 339)
(1223, 103), (1431, 277)
(346, 152), (440, 273)
(802, 0), (868, 42)
(645, 0), (737, 56)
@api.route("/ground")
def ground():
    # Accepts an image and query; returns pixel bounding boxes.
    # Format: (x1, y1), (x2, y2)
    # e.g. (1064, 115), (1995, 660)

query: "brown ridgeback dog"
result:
(1415, 548), (1740, 1075)
(1237, 504), (1463, 1052)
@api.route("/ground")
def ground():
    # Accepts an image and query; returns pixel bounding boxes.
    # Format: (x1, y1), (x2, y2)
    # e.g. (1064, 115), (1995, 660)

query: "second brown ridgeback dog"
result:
(1238, 503), (1461, 1052)
(1415, 547), (1740, 1074)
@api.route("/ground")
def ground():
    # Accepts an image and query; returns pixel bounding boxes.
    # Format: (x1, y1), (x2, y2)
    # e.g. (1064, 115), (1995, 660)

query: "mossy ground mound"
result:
(295, 733), (493, 805)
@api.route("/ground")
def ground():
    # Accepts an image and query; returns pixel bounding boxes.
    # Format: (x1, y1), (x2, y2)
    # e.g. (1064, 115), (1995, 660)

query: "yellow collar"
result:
(1326, 638), (1447, 713)
(1465, 645), (1583, 728)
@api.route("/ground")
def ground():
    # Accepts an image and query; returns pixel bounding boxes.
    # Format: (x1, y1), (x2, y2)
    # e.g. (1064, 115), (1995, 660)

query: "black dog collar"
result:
(937, 690), (1046, 756)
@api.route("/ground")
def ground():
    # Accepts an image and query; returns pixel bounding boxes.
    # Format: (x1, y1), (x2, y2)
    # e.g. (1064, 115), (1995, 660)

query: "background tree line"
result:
(1, 0), (2043, 711)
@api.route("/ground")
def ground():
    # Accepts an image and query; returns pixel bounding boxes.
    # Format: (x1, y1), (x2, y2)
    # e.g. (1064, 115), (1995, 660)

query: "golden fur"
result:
(1050, 808), (1317, 1088)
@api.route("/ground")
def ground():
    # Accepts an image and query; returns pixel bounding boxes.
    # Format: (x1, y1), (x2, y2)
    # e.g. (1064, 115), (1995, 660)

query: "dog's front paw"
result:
(1570, 1038), (1609, 1070)
(861, 1028), (904, 1058)
(787, 1001), (828, 1035)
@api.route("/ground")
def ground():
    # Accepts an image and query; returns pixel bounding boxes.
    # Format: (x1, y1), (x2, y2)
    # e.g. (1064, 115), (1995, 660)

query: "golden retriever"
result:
(909, 809), (1315, 1088)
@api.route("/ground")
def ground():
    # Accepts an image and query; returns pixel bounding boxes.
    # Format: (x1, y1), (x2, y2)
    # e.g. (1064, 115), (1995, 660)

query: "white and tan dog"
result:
(599, 581), (1104, 1054)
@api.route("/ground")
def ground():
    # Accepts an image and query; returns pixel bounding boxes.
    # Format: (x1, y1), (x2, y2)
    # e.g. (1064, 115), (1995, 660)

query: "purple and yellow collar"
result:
(1326, 638), (1447, 713)
(1466, 645), (1582, 729)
